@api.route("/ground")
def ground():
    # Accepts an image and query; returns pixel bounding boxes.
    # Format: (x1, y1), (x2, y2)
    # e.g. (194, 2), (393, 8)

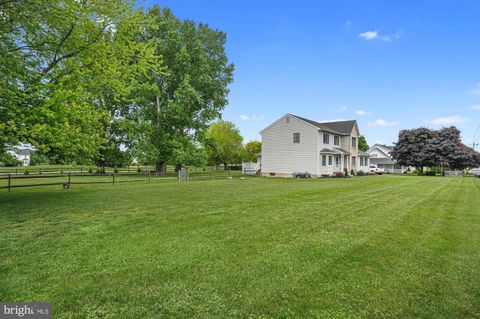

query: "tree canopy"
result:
(205, 121), (243, 167)
(132, 6), (234, 172)
(242, 140), (261, 163)
(358, 135), (369, 152)
(392, 126), (480, 170)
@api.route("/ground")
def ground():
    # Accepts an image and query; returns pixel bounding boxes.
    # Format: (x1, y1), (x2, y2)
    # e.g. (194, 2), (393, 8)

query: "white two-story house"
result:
(260, 114), (369, 177)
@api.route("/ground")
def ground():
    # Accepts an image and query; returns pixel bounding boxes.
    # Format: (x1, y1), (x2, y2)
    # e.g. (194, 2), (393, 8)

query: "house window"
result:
(364, 158), (368, 166)
(328, 156), (332, 165)
(334, 135), (339, 146)
(352, 137), (357, 147)
(352, 156), (356, 166)
(335, 156), (340, 167)
(322, 155), (326, 166)
(293, 133), (300, 143)
(323, 133), (329, 144)
(360, 157), (364, 166)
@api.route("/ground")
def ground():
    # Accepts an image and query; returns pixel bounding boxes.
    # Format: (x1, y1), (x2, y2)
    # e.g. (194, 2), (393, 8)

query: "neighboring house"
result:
(7, 146), (33, 166)
(366, 144), (411, 173)
(260, 114), (369, 177)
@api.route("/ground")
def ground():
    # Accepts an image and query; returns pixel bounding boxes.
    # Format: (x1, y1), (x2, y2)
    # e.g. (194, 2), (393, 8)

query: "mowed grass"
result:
(1, 175), (479, 318)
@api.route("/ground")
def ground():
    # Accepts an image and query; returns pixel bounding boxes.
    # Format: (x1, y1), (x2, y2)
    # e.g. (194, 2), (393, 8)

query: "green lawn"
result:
(1, 176), (479, 318)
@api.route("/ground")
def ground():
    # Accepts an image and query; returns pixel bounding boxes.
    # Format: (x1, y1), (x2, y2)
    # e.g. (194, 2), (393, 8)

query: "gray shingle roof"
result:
(358, 150), (370, 156)
(370, 157), (396, 165)
(292, 115), (356, 135)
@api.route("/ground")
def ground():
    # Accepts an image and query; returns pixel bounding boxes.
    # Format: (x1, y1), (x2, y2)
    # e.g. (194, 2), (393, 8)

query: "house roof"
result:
(366, 144), (393, 157)
(292, 115), (357, 135)
(370, 157), (396, 165)
(358, 150), (370, 157)
(320, 147), (351, 155)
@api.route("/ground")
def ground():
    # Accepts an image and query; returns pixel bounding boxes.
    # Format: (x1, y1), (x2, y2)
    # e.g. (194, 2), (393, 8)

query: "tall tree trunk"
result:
(156, 161), (167, 175)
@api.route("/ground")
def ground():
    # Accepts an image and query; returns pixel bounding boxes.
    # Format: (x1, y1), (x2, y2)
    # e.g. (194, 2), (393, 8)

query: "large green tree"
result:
(205, 121), (243, 167)
(135, 6), (234, 173)
(1, 0), (157, 164)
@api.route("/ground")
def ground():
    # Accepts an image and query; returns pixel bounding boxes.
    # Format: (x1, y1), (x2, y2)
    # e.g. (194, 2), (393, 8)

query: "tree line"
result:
(392, 126), (480, 172)
(1, 0), (259, 172)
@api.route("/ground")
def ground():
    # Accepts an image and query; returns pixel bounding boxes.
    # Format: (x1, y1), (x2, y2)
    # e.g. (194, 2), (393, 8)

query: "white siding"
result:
(261, 115), (319, 176)
(368, 148), (389, 159)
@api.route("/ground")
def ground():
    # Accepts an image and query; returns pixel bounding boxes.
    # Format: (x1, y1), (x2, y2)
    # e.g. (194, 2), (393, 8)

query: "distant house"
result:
(7, 146), (33, 166)
(366, 144), (411, 173)
(260, 114), (369, 177)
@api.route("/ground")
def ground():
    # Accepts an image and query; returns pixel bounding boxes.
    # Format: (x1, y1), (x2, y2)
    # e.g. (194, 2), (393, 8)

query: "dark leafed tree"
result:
(358, 135), (369, 152)
(391, 128), (437, 172)
(434, 127), (480, 169)
(136, 6), (234, 173)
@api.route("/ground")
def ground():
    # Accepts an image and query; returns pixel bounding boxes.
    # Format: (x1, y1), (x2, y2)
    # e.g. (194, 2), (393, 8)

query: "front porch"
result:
(319, 148), (351, 176)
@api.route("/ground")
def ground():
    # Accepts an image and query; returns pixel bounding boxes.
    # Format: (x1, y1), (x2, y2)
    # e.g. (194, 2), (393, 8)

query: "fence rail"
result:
(1, 169), (247, 192)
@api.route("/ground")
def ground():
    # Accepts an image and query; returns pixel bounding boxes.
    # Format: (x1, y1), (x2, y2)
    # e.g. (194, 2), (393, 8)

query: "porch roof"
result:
(320, 147), (350, 155)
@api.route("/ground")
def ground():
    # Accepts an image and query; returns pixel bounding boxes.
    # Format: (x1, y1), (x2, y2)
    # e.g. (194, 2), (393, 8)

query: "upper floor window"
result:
(293, 132), (300, 143)
(352, 137), (357, 147)
(323, 133), (329, 144)
(334, 135), (340, 146)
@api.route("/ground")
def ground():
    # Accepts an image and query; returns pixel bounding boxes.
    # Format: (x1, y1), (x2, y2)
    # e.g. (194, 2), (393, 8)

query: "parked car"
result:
(368, 165), (384, 175)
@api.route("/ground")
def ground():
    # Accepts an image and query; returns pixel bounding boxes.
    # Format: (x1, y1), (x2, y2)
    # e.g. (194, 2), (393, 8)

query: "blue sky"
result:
(141, 0), (480, 147)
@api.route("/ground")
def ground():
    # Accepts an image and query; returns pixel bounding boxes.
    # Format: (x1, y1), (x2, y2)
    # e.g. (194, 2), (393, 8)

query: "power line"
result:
(472, 124), (480, 151)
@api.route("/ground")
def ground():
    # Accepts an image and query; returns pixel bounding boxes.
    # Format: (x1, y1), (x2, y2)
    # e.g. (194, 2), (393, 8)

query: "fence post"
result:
(15, 167), (18, 175)
(148, 170), (151, 183)
(229, 168), (231, 176)
(80, 166), (83, 174)
(68, 172), (71, 189)
(113, 172), (116, 185)
(8, 173), (11, 192)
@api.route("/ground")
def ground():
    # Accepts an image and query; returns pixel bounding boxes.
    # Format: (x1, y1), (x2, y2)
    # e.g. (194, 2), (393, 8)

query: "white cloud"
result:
(368, 118), (399, 127)
(359, 31), (378, 40)
(320, 118), (348, 123)
(426, 115), (470, 126)
(471, 83), (480, 95)
(240, 114), (264, 121)
(470, 105), (480, 110)
(355, 110), (372, 116)
(359, 30), (402, 42)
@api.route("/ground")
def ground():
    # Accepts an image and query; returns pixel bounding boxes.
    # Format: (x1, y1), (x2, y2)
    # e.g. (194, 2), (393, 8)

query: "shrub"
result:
(113, 167), (119, 174)
(334, 172), (345, 177)
(343, 168), (349, 176)
(356, 170), (366, 176)
(350, 169), (355, 176)
(425, 171), (436, 176)
(0, 152), (22, 167)
(137, 166), (142, 173)
(88, 167), (94, 174)
(23, 168), (29, 175)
